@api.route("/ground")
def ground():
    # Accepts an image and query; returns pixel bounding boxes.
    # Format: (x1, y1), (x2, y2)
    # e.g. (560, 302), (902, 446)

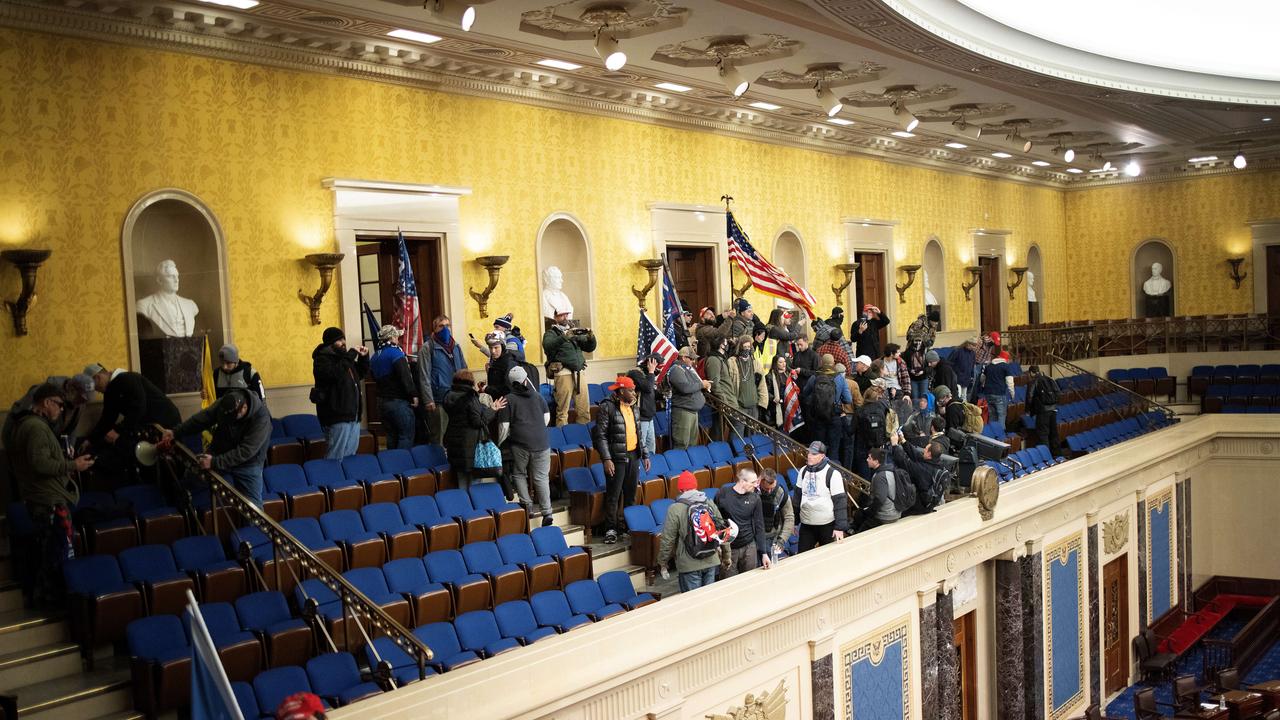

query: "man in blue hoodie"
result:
(372, 325), (419, 450)
(417, 315), (468, 445)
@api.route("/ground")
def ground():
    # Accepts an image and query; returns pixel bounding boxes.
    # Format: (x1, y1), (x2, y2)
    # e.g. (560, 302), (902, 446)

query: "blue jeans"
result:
(380, 399), (415, 450)
(910, 378), (930, 402)
(678, 566), (717, 593)
(324, 421), (361, 460)
(985, 394), (1008, 426)
(224, 465), (264, 509)
(637, 420), (656, 457)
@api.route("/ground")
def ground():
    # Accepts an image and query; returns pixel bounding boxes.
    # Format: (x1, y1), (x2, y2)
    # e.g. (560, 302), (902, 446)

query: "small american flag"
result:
(637, 310), (679, 383)
(726, 211), (817, 318)
(392, 231), (423, 354)
(783, 373), (804, 433)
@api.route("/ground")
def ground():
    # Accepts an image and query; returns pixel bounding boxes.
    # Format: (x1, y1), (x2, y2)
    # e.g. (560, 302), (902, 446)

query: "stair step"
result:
(586, 538), (633, 575)
(0, 608), (69, 654)
(0, 641), (82, 692)
(0, 581), (23, 613)
(14, 657), (131, 720)
(91, 712), (145, 720)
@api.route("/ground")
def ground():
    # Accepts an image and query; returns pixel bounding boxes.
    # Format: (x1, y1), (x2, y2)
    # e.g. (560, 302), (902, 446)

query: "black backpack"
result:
(806, 374), (838, 424)
(859, 403), (889, 447)
(679, 497), (727, 559)
(916, 465), (952, 512)
(890, 467), (916, 513)
(1037, 375), (1060, 406)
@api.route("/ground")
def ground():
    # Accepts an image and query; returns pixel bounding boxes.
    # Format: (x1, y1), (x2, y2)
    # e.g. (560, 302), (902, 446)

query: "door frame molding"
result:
(1101, 552), (1130, 696)
(650, 203), (730, 310)
(970, 229), (1010, 332)
(1249, 219), (1280, 314)
(842, 217), (898, 341)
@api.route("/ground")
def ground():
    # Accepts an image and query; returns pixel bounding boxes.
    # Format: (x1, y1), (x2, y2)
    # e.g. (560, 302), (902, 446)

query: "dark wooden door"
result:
(954, 611), (977, 720)
(1104, 554), (1130, 695)
(1267, 246), (1280, 315)
(978, 256), (1002, 333)
(355, 234), (444, 344)
(666, 246), (715, 315)
(855, 252), (889, 348)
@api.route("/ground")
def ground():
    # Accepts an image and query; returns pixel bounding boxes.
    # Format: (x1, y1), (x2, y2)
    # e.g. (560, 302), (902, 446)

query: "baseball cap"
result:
(276, 692), (325, 720)
(608, 375), (636, 391)
(807, 440), (827, 455)
(678, 346), (696, 358)
(508, 365), (528, 386)
(853, 355), (872, 366)
(84, 362), (107, 376)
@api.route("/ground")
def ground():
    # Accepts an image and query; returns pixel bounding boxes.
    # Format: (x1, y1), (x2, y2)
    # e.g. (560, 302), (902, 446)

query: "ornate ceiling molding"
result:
(651, 32), (801, 67)
(518, 0), (689, 41)
(841, 82), (955, 107)
(755, 60), (885, 90)
(914, 102), (1013, 122)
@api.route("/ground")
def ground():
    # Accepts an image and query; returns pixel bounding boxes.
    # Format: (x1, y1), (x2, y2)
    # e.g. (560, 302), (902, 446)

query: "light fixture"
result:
(832, 262), (859, 305)
(654, 81), (690, 92)
(891, 131), (915, 138)
(1188, 155), (1218, 163)
(1264, 117), (1273, 122)
(945, 141), (968, 149)
(537, 58), (582, 71)
(1052, 140), (1076, 163)
(718, 61), (748, 98)
(828, 118), (855, 126)
(1233, 148), (1248, 169)
(468, 255), (509, 318)
(748, 101), (780, 111)
(298, 253), (346, 326)
(961, 266), (982, 301)
(1066, 167), (1084, 174)
(426, 0), (476, 31)
(196, 0), (259, 8)
(631, 259), (666, 311)
(1007, 129), (1033, 152)
(894, 265), (922, 303)
(1227, 257), (1247, 289)
(1006, 266), (1028, 299)
(891, 100), (919, 132)
(1124, 159), (1142, 177)
(594, 30), (626, 71)
(816, 84), (842, 117)
(991, 151), (1012, 159)
(387, 28), (442, 44)
(1, 248), (52, 337)
(1031, 160), (1051, 167)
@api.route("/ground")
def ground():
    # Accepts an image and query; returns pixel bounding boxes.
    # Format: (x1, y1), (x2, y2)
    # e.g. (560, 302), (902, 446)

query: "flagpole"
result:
(187, 589), (246, 720)
(659, 252), (692, 339)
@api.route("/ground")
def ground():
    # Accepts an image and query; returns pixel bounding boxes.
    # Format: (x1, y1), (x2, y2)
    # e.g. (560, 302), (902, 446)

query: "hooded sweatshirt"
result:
(173, 390), (272, 472)
(656, 489), (725, 574)
(980, 356), (1017, 398)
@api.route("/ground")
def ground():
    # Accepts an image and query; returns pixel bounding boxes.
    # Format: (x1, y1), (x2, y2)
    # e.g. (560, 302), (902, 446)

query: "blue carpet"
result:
(1105, 608), (1273, 719)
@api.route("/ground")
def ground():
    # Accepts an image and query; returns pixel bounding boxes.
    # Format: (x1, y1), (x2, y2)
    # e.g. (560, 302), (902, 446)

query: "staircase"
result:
(0, 519), (140, 720)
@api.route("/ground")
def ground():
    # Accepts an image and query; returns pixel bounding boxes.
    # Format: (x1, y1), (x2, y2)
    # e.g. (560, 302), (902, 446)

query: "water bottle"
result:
(770, 544), (781, 566)
(1219, 694), (1226, 711)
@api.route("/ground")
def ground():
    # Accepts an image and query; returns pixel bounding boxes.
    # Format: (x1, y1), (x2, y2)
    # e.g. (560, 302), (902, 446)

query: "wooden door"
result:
(1103, 554), (1130, 695)
(855, 252), (889, 348)
(355, 234), (444, 344)
(978, 256), (1002, 333)
(666, 246), (715, 316)
(954, 611), (978, 720)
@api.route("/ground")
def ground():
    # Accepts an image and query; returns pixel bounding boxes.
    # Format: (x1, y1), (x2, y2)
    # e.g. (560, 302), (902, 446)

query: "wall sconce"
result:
(297, 253), (345, 326)
(961, 266), (982, 301)
(2, 248), (52, 336)
(1227, 257), (1247, 289)
(832, 262), (859, 306)
(1006, 266), (1028, 299)
(894, 264), (922, 303)
(468, 255), (509, 318)
(731, 264), (753, 300)
(631, 258), (665, 311)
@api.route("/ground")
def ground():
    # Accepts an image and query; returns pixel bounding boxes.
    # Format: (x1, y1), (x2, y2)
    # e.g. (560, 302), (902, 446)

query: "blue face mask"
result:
(436, 326), (452, 344)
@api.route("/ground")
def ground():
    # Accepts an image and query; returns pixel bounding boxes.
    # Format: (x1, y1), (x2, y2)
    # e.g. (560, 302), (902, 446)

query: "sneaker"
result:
(541, 515), (555, 527)
(604, 529), (618, 544)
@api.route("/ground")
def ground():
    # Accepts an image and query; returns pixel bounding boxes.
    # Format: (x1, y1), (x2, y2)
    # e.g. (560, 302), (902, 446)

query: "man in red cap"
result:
(276, 692), (326, 720)
(592, 375), (651, 544)
(656, 471), (728, 592)
(977, 347), (1017, 425)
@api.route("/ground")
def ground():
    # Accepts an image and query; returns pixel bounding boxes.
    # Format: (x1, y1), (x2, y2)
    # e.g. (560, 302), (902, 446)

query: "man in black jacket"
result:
(161, 388), (271, 508)
(714, 468), (772, 576)
(788, 336), (819, 387)
(934, 385), (966, 432)
(592, 375), (651, 544)
(889, 431), (946, 514)
(372, 325), (418, 450)
(926, 350), (959, 402)
(84, 363), (181, 485)
(311, 327), (369, 460)
(853, 304), (890, 360)
(1025, 365), (1062, 457)
(626, 354), (660, 458)
(499, 366), (554, 527)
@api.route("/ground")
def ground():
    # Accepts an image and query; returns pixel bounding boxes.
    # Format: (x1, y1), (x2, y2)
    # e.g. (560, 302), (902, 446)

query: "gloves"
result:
(659, 567), (669, 580)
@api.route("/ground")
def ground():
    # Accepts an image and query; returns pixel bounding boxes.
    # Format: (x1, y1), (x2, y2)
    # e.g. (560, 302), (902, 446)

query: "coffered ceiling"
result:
(7, 0), (1279, 186)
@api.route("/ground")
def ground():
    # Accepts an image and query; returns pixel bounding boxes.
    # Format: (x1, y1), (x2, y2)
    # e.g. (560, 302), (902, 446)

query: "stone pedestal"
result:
(139, 336), (203, 393)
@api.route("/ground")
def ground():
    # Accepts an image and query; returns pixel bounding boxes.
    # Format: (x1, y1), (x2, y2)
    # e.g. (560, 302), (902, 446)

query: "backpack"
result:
(1036, 375), (1060, 406)
(859, 403), (889, 447)
(520, 361), (541, 388)
(679, 497), (728, 559)
(916, 465), (952, 511)
(960, 402), (984, 434)
(890, 467), (916, 513)
(805, 374), (838, 424)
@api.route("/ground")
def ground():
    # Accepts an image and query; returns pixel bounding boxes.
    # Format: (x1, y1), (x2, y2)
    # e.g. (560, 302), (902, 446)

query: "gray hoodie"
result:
(656, 489), (724, 574)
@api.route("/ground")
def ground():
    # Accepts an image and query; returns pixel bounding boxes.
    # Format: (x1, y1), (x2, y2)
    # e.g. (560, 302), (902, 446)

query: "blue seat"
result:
(662, 449), (692, 473)
(303, 459), (364, 511)
(231, 681), (259, 720)
(234, 591), (312, 668)
(171, 535), (247, 604)
(377, 448), (436, 497)
(435, 489), (497, 543)
(363, 636), (436, 686)
(597, 570), (656, 610)
(341, 454), (401, 503)
(382, 557), (452, 626)
(529, 590), (592, 633)
(493, 600), (557, 646)
(343, 567), (412, 623)
(495, 533), (561, 595)
(424, 550), (492, 614)
(279, 517), (345, 571)
(409, 444), (451, 473)
(179, 601), (262, 682)
(319, 510), (386, 569)
(360, 502), (424, 560)
(398, 495), (460, 552)
(118, 544), (194, 615)
(461, 541), (528, 604)
(127, 614), (191, 714)
(264, 464), (326, 518)
(530, 526), (591, 585)
(561, 424), (593, 452)
(253, 666), (315, 716)
(454, 609), (521, 658)
(413, 622), (481, 672)
(468, 482), (527, 537)
(306, 652), (382, 706)
(282, 413), (325, 441)
(623, 505), (656, 536)
(564, 579), (625, 621)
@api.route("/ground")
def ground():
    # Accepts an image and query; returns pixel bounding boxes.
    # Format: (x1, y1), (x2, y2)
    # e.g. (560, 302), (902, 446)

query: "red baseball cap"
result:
(608, 375), (635, 391)
(998, 351), (1011, 361)
(276, 692), (325, 720)
(989, 330), (1001, 345)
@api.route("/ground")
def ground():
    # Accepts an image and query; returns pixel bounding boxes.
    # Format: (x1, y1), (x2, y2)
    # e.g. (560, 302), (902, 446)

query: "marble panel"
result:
(814, 654), (835, 720)
(1137, 499), (1148, 628)
(1021, 552), (1045, 720)
(920, 603), (939, 720)
(1088, 524), (1101, 709)
(936, 591), (961, 720)
(995, 559), (1025, 720)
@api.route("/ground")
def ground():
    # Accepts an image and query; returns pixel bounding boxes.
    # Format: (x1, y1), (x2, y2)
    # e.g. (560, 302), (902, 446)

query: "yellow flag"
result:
(201, 334), (216, 448)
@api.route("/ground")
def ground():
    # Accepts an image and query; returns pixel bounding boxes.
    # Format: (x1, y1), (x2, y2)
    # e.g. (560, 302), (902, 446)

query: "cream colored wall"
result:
(1191, 458), (1280, 582)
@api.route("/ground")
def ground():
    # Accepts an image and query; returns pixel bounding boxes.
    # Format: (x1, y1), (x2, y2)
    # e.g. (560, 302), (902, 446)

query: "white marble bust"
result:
(136, 259), (199, 337)
(541, 265), (574, 320)
(923, 269), (938, 306)
(1143, 262), (1172, 297)
(1026, 269), (1037, 302)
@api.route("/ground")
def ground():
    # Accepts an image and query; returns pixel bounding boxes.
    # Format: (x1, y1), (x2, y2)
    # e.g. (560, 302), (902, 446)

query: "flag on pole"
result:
(188, 590), (246, 720)
(637, 311), (679, 383)
(660, 267), (682, 348)
(726, 211), (817, 318)
(392, 231), (423, 355)
(782, 374), (804, 433)
(363, 302), (383, 348)
(200, 334), (216, 450)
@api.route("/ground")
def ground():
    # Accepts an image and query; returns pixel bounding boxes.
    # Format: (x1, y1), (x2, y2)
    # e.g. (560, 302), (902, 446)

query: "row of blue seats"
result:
(1219, 405), (1280, 414)
(260, 447), (451, 515)
(1065, 415), (1169, 454)
(1106, 367), (1173, 382)
(1052, 392), (1133, 422)
(7, 483), (187, 558)
(983, 445), (1067, 483)
(1203, 384), (1280, 399)
(1190, 364), (1280, 381)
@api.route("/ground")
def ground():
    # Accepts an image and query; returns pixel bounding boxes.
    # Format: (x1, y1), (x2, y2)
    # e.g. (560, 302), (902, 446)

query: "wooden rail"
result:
(1003, 315), (1277, 364)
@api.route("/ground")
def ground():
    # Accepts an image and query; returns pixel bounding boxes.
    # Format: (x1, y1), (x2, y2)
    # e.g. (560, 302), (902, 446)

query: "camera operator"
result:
(542, 307), (597, 427)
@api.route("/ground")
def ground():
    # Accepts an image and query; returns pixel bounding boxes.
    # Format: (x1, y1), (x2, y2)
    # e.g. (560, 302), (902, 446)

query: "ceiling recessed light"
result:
(828, 118), (855, 126)
(748, 101), (781, 111)
(1089, 168), (1108, 173)
(1188, 155), (1218, 163)
(654, 81), (691, 92)
(387, 29), (442, 44)
(1066, 168), (1084, 174)
(1031, 160), (1051, 166)
(991, 151), (1012, 159)
(536, 59), (582, 71)
(1264, 117), (1273, 122)
(196, 0), (259, 7)
(944, 141), (967, 149)
(891, 131), (915, 138)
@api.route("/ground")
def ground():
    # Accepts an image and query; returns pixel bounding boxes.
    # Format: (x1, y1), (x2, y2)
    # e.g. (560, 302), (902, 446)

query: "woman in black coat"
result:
(442, 369), (506, 491)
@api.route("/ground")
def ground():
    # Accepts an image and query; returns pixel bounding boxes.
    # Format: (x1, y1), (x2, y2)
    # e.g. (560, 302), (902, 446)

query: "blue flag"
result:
(363, 301), (383, 348)
(188, 591), (245, 720)
(660, 267), (681, 347)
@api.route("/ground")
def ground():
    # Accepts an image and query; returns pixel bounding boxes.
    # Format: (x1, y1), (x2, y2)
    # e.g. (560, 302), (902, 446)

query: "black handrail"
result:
(162, 431), (433, 682)
(1046, 353), (1178, 427)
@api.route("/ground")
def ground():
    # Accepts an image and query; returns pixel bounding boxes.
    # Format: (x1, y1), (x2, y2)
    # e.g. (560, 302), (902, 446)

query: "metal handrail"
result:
(162, 431), (433, 680)
(1005, 314), (1277, 363)
(1046, 354), (1178, 426)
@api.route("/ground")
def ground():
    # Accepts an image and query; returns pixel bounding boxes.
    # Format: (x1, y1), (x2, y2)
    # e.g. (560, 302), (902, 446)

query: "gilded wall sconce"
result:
(298, 253), (345, 326)
(1227, 257), (1247, 289)
(1, 248), (52, 336)
(894, 264), (922, 303)
(832, 262), (859, 306)
(631, 258), (665, 311)
(961, 265), (982, 301)
(731, 263), (753, 300)
(1006, 266), (1029, 299)
(469, 255), (509, 318)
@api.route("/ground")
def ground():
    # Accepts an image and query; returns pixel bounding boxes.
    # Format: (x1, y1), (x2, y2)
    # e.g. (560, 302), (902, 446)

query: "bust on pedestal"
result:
(1142, 262), (1173, 318)
(137, 259), (199, 338)
(136, 259), (203, 392)
(1026, 270), (1037, 303)
(541, 266), (575, 325)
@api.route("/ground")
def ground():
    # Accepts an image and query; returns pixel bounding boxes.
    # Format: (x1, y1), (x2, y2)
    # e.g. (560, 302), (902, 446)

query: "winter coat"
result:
(656, 489), (724, 574)
(417, 333), (468, 406)
(592, 396), (648, 462)
(484, 351), (517, 400)
(11, 413), (79, 512)
(931, 359), (959, 400)
(705, 353), (740, 407)
(854, 313), (890, 359)
(952, 346), (977, 389)
(626, 369), (657, 420)
(214, 361), (266, 400)
(542, 326), (596, 372)
(372, 346), (416, 402)
(88, 371), (182, 444)
(667, 363), (705, 413)
(442, 380), (495, 473)
(173, 389), (272, 473)
(311, 344), (368, 427)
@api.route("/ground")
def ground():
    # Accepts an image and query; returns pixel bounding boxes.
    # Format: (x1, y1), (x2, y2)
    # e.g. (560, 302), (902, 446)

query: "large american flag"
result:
(392, 231), (423, 354)
(783, 373), (804, 433)
(637, 311), (679, 383)
(726, 211), (817, 318)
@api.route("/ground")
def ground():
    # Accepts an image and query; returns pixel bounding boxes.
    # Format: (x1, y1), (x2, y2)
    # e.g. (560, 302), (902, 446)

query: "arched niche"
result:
(1132, 239), (1175, 318)
(535, 213), (595, 357)
(121, 189), (232, 392)
(922, 237), (945, 330)
(1026, 244), (1044, 324)
(771, 227), (807, 306)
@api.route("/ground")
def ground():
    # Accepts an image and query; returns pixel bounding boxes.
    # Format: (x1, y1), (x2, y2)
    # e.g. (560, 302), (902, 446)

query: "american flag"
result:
(392, 231), (423, 354)
(660, 266), (681, 347)
(782, 373), (804, 433)
(637, 310), (679, 383)
(726, 211), (817, 318)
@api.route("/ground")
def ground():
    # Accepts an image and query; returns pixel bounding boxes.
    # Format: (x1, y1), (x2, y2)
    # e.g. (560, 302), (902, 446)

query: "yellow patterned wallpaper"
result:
(5, 27), (1264, 400)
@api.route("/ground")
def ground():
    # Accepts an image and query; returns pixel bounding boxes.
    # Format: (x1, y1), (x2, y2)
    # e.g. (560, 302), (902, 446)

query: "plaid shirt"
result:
(816, 340), (852, 378)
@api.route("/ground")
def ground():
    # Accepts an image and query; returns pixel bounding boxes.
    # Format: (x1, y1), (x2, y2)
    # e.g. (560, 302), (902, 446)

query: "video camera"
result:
(946, 428), (1010, 490)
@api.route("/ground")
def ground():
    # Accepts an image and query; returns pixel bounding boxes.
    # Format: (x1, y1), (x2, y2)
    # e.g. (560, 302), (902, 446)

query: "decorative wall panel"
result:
(1044, 533), (1085, 720)
(1146, 488), (1176, 621)
(841, 617), (910, 720)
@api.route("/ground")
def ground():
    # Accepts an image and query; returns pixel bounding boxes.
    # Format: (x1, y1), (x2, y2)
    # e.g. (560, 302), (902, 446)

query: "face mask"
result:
(436, 326), (452, 344)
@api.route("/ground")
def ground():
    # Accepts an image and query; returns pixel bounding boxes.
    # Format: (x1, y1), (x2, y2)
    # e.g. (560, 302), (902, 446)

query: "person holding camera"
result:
(542, 307), (597, 426)
(311, 327), (369, 460)
(853, 304), (890, 360)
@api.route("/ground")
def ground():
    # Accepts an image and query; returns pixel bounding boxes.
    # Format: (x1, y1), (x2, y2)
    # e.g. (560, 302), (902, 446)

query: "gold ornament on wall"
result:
(298, 253), (344, 326)
(704, 679), (787, 720)
(961, 265), (982, 301)
(1, 248), (52, 337)
(894, 263), (921, 303)
(1006, 266), (1029, 299)
(469, 255), (509, 319)
(832, 262), (858, 306)
(1103, 511), (1129, 555)
(1226, 257), (1247, 289)
(632, 258), (665, 311)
